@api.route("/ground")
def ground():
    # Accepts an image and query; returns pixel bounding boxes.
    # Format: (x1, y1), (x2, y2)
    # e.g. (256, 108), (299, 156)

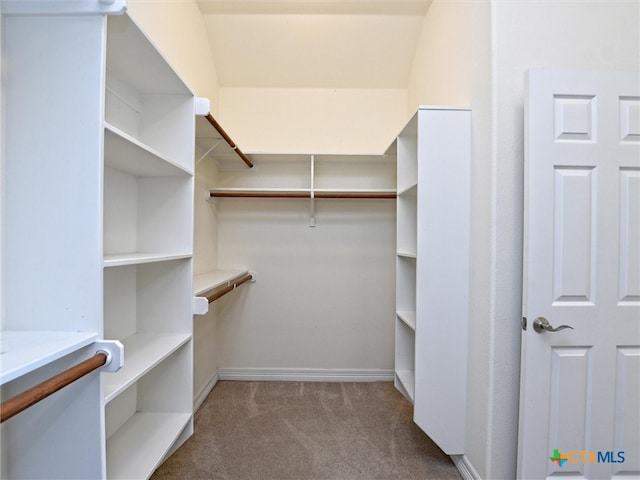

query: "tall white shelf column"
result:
(394, 107), (471, 455)
(1, 2), (203, 478)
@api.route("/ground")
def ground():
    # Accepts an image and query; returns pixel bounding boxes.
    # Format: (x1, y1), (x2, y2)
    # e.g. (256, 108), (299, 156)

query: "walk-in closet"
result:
(2, 1), (638, 479)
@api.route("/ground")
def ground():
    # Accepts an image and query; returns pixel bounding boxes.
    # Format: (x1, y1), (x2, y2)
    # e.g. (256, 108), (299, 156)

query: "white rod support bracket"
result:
(248, 271), (257, 283)
(93, 340), (124, 372)
(309, 154), (316, 227)
(310, 196), (316, 227)
(197, 139), (223, 165)
(195, 98), (211, 116)
(193, 296), (209, 315)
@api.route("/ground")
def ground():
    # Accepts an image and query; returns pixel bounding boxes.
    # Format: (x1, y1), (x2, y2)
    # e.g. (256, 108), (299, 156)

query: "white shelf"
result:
(313, 188), (397, 197)
(106, 412), (191, 480)
(193, 269), (249, 296)
(103, 253), (192, 268)
(313, 188), (396, 193)
(395, 370), (415, 402)
(103, 333), (192, 403)
(104, 123), (193, 177)
(396, 312), (416, 331)
(0, 331), (99, 385)
(209, 187), (396, 198)
(396, 252), (417, 259)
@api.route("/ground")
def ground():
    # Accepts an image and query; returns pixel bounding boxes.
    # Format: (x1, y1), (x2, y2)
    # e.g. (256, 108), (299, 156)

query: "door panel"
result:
(518, 69), (640, 480)
(619, 169), (640, 303)
(552, 167), (596, 303)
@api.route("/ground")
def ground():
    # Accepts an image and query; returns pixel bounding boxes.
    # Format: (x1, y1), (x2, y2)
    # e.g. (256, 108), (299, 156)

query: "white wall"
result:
(406, 0), (473, 111)
(213, 83), (404, 378)
(466, 2), (494, 477)
(215, 196), (397, 373)
(218, 87), (407, 154)
(213, 85), (404, 374)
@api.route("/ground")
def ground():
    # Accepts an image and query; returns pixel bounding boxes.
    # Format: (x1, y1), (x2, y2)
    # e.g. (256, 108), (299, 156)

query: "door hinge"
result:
(521, 317), (527, 331)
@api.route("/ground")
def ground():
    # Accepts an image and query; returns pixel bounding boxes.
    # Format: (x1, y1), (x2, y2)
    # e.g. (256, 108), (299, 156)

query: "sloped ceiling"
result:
(197, 0), (431, 88)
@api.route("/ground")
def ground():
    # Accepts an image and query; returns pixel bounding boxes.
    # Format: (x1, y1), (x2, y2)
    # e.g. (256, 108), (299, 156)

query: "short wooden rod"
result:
(207, 274), (253, 304)
(205, 113), (254, 168)
(0, 352), (108, 424)
(207, 283), (235, 303)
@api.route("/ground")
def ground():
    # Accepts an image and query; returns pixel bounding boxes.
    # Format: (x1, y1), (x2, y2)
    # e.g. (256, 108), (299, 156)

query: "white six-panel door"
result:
(518, 69), (640, 479)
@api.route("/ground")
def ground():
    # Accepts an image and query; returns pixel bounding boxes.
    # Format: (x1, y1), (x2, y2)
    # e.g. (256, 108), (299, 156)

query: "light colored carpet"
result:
(151, 381), (462, 480)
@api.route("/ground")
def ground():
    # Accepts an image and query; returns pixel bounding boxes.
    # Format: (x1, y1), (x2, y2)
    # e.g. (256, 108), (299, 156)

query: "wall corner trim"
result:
(452, 455), (482, 480)
(194, 370), (219, 412)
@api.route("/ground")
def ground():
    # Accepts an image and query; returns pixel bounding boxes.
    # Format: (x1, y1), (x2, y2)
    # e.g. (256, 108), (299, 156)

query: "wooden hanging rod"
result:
(207, 273), (253, 303)
(205, 113), (254, 168)
(0, 352), (108, 424)
(315, 191), (397, 199)
(209, 191), (397, 199)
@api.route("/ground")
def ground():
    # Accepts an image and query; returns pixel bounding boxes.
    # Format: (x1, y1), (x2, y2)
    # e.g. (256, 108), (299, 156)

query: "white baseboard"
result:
(193, 370), (219, 412)
(452, 455), (481, 480)
(218, 367), (395, 382)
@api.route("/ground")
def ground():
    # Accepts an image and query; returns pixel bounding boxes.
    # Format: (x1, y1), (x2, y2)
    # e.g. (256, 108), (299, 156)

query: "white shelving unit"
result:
(103, 12), (200, 479)
(1, 3), (202, 478)
(195, 102), (397, 202)
(394, 107), (471, 455)
(394, 113), (418, 403)
(208, 152), (396, 226)
(209, 153), (396, 196)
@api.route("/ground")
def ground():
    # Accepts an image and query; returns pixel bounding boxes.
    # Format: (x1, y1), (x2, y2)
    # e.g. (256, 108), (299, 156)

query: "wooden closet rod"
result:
(207, 274), (253, 303)
(205, 113), (254, 168)
(0, 352), (108, 424)
(315, 192), (397, 199)
(209, 191), (397, 199)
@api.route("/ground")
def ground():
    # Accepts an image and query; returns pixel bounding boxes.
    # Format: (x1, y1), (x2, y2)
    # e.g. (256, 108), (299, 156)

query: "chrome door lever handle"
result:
(533, 317), (574, 333)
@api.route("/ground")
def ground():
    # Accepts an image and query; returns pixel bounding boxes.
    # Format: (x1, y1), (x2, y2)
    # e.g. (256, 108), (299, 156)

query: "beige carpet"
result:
(151, 381), (462, 480)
